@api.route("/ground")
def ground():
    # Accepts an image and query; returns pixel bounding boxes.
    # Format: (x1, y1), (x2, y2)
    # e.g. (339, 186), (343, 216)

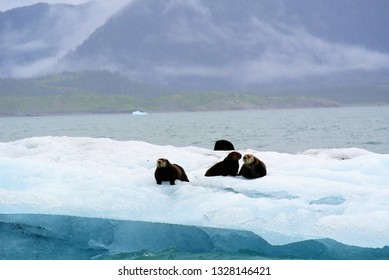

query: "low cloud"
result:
(2, 0), (133, 77)
(152, 6), (389, 86)
(236, 19), (389, 84)
(3, 0), (389, 85)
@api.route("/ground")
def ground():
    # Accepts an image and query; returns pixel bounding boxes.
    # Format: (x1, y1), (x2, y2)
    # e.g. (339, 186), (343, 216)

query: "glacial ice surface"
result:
(1, 214), (389, 260)
(1, 137), (389, 259)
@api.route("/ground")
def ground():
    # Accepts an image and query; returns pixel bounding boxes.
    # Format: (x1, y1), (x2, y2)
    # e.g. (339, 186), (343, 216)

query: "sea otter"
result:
(238, 154), (267, 179)
(205, 151), (242, 177)
(214, 139), (235, 151)
(154, 158), (189, 185)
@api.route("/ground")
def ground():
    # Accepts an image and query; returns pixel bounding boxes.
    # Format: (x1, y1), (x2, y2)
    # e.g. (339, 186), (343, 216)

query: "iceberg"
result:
(1, 137), (389, 259)
(132, 111), (148, 115)
(1, 214), (389, 260)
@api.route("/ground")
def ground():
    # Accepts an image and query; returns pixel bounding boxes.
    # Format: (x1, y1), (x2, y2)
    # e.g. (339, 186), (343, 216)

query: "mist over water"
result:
(1, 106), (388, 154)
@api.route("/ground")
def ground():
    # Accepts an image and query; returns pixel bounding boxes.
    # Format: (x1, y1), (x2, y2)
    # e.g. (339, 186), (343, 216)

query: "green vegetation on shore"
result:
(2, 70), (386, 116)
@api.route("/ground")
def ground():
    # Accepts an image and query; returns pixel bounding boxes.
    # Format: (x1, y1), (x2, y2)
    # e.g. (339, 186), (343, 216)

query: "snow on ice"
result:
(0, 136), (388, 248)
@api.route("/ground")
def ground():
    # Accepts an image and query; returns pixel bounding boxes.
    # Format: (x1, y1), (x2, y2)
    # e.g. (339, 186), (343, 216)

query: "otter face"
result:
(243, 154), (254, 164)
(228, 151), (242, 161)
(156, 158), (169, 168)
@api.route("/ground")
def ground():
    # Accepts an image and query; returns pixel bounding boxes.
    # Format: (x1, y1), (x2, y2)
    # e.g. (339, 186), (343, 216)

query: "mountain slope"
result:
(1, 0), (388, 112)
(0, 1), (127, 77)
(63, 0), (389, 90)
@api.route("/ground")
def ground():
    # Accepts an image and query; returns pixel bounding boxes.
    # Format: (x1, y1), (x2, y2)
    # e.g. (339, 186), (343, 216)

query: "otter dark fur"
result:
(205, 151), (242, 177)
(238, 154), (267, 179)
(214, 139), (235, 151)
(154, 158), (189, 185)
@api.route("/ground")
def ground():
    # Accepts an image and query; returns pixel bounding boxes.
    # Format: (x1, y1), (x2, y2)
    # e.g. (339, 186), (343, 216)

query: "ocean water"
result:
(1, 106), (388, 154)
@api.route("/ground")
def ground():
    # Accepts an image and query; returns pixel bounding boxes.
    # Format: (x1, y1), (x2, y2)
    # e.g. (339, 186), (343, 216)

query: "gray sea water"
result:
(1, 106), (388, 154)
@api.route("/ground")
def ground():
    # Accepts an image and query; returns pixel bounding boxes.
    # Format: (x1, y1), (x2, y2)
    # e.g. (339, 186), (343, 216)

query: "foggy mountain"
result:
(0, 1), (129, 77)
(1, 3), (90, 77)
(63, 0), (389, 90)
(1, 0), (389, 92)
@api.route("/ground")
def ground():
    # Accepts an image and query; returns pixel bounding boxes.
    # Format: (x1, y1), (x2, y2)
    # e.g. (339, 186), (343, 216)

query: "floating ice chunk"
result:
(132, 111), (148, 115)
(1, 214), (389, 260)
(0, 137), (388, 248)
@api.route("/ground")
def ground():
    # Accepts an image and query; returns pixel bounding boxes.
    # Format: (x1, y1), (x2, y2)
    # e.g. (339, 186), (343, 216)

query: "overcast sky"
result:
(0, 0), (91, 12)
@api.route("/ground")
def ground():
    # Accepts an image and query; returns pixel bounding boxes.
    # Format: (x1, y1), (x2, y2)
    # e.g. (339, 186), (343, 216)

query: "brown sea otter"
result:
(154, 158), (189, 185)
(214, 139), (235, 151)
(205, 151), (242, 177)
(238, 154), (267, 179)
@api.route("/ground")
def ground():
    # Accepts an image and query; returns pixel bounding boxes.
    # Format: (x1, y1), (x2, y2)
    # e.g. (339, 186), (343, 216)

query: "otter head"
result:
(243, 154), (255, 164)
(228, 151), (242, 161)
(156, 158), (169, 168)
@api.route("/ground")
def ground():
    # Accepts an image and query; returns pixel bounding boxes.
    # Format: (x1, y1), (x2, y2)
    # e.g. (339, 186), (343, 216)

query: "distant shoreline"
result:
(3, 103), (389, 118)
(0, 105), (335, 117)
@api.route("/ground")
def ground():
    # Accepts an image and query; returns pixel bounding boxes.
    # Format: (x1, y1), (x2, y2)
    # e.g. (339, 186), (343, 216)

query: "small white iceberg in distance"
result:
(132, 110), (148, 115)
